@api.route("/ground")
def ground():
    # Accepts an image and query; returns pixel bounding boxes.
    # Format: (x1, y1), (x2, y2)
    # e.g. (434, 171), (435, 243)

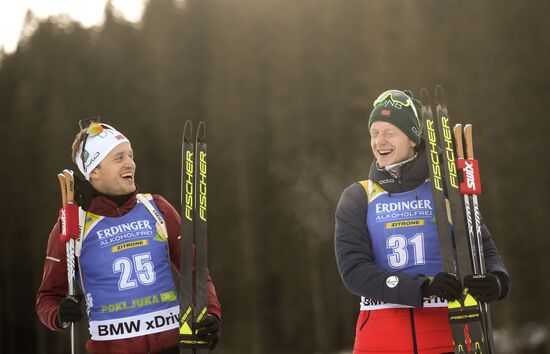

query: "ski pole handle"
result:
(63, 170), (75, 204)
(58, 174), (68, 207)
(453, 124), (464, 160)
(57, 170), (78, 354)
(464, 124), (474, 159)
(59, 170), (79, 243)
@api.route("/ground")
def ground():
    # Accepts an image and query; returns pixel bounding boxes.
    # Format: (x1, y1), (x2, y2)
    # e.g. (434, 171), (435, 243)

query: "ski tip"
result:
(197, 121), (206, 142)
(62, 169), (74, 176)
(419, 88), (433, 118)
(419, 88), (431, 104)
(435, 85), (446, 107)
(184, 120), (193, 140)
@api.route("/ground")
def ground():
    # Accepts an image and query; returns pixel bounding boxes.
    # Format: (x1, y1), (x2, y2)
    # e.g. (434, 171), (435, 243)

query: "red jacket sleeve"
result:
(36, 220), (69, 331)
(154, 195), (221, 320)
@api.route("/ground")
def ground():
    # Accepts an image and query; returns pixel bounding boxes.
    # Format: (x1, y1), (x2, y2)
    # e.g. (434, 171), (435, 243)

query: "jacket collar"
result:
(368, 141), (428, 194)
(87, 189), (139, 217)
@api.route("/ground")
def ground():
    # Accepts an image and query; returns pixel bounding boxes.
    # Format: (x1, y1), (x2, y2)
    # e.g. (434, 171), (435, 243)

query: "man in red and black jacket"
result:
(37, 122), (221, 354)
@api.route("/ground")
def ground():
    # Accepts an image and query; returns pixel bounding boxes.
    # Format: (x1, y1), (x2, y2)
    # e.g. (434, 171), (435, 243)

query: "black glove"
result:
(193, 314), (220, 350)
(57, 294), (84, 328)
(421, 272), (462, 301)
(464, 272), (503, 303)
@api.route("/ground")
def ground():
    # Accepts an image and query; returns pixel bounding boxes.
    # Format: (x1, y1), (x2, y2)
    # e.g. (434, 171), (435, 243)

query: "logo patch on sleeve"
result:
(386, 275), (399, 288)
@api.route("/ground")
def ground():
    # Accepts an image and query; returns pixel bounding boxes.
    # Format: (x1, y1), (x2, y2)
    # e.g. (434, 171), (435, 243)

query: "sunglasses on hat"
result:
(373, 89), (420, 125)
(80, 123), (116, 173)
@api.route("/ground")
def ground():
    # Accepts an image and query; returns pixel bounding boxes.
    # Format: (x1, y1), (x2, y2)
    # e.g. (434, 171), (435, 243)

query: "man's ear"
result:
(89, 169), (100, 181)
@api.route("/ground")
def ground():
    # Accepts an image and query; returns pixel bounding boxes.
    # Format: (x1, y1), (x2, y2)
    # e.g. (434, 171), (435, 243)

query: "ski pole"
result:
(58, 170), (78, 354)
(463, 124), (495, 353)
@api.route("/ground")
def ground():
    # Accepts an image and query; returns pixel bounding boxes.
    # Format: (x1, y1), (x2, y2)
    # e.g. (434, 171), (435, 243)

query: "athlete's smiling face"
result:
(89, 142), (136, 196)
(370, 121), (416, 168)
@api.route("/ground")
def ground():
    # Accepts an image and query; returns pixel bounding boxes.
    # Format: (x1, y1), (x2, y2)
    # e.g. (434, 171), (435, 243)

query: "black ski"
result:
(433, 86), (489, 354)
(180, 120), (195, 354)
(179, 120), (209, 353)
(420, 88), (468, 353)
(194, 121), (208, 354)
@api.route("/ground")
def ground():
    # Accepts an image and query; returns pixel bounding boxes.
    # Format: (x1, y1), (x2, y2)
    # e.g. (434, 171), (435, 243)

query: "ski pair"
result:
(179, 120), (209, 353)
(57, 169), (79, 354)
(421, 86), (493, 354)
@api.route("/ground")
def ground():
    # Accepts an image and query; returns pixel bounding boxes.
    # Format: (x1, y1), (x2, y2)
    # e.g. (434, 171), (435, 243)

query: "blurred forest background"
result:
(1, 0), (550, 353)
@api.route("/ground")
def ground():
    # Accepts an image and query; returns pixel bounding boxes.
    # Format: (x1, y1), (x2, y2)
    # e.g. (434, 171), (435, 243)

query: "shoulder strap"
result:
(136, 193), (169, 239)
(75, 208), (105, 257)
(358, 179), (387, 204)
(75, 207), (85, 258)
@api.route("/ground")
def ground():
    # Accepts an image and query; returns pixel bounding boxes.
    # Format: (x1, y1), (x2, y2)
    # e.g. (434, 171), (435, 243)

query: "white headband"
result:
(75, 124), (130, 180)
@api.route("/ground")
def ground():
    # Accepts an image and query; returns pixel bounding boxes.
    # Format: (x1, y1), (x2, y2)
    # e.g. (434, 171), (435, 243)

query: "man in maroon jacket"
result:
(37, 122), (221, 354)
